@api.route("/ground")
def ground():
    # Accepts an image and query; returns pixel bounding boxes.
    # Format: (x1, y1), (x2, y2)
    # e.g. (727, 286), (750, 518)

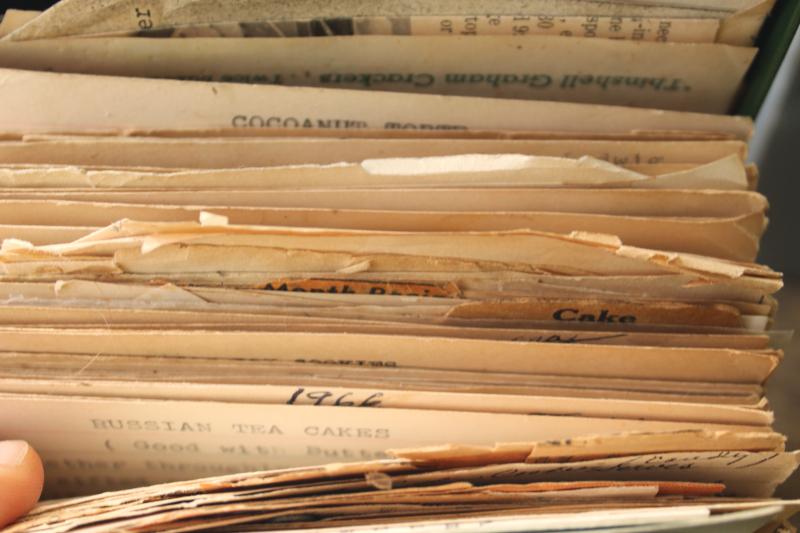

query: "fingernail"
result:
(0, 441), (28, 467)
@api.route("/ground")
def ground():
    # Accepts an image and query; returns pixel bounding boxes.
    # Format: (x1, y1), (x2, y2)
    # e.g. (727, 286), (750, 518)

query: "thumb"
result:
(0, 441), (44, 528)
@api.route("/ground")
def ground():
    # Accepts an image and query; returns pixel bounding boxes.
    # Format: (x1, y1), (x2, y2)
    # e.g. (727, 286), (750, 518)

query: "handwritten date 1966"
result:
(286, 388), (384, 408)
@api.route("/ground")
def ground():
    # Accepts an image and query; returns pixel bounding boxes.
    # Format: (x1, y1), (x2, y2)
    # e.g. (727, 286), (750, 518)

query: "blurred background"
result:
(751, 24), (800, 499)
(1, 1), (54, 9)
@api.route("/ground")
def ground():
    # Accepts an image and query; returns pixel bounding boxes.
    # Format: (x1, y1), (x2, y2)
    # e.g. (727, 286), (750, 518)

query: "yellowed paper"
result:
(143, 15), (721, 43)
(0, 187), (765, 217)
(0, 10), (41, 38)
(0, 303), (772, 351)
(0, 393), (770, 496)
(388, 450), (799, 498)
(0, 69), (754, 138)
(0, 327), (781, 384)
(0, 36), (757, 112)
(0, 136), (748, 168)
(0, 376), (770, 426)
(389, 430), (785, 466)
(0, 351), (766, 405)
(0, 199), (765, 260)
(3, 0), (770, 46)
(0, 154), (751, 191)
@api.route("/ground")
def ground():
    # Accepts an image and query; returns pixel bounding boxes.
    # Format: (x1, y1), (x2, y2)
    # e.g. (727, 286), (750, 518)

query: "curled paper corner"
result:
(682, 278), (719, 288)
(53, 279), (68, 295)
(615, 244), (682, 269)
(360, 153), (583, 176)
(574, 155), (612, 166)
(337, 259), (371, 275)
(71, 218), (138, 245)
(136, 282), (209, 304)
(140, 236), (169, 255)
(574, 155), (644, 174)
(365, 471), (393, 491)
(567, 231), (623, 248)
(199, 211), (229, 227)
(616, 245), (661, 261)
(322, 462), (366, 476)
(0, 238), (34, 253)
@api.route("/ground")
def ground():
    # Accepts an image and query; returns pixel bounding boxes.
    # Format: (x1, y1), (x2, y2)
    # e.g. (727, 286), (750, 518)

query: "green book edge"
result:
(735, 0), (800, 117)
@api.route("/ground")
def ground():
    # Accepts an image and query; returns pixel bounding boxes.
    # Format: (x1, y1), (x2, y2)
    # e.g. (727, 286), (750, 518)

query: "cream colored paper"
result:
(0, 36), (757, 112)
(0, 352), (765, 404)
(0, 303), (771, 350)
(0, 200), (765, 260)
(0, 186), (763, 217)
(0, 377), (769, 426)
(0, 154), (751, 191)
(57, 219), (776, 288)
(0, 136), (748, 168)
(0, 10), (41, 38)
(3, 0), (771, 46)
(0, 69), (754, 138)
(143, 15), (721, 43)
(0, 393), (770, 496)
(0, 327), (780, 383)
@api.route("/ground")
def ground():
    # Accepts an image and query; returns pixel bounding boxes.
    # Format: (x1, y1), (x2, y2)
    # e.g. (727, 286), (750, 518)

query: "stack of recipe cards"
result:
(5, 432), (799, 532)
(0, 0), (797, 531)
(0, 0), (779, 112)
